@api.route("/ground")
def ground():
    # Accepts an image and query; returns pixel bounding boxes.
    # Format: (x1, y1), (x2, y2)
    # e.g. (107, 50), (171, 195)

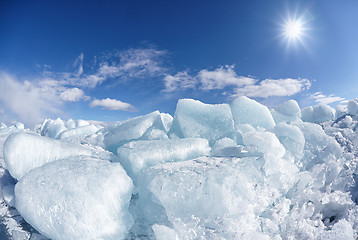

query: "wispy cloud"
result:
(311, 92), (345, 105)
(43, 48), (168, 89)
(89, 98), (136, 111)
(163, 65), (311, 98)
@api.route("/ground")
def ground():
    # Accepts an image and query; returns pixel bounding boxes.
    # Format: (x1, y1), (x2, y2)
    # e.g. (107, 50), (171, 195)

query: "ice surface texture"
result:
(1, 96), (358, 239)
(3, 133), (96, 180)
(15, 157), (133, 240)
(169, 99), (235, 144)
(103, 111), (168, 152)
(301, 104), (335, 123)
(117, 138), (210, 174)
(231, 96), (275, 129)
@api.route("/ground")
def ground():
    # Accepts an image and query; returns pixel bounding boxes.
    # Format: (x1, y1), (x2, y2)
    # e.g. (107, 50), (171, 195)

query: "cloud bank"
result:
(0, 73), (62, 126)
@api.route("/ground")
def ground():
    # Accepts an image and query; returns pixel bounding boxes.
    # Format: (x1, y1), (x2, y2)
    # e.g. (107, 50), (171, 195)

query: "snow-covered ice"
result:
(1, 96), (358, 239)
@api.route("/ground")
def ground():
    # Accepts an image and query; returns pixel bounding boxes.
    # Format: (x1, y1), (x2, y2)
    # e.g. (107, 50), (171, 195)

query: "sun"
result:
(284, 19), (303, 40)
(280, 13), (310, 47)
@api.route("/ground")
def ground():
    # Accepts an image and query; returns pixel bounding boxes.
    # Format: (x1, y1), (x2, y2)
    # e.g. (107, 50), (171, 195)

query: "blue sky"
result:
(0, 0), (358, 127)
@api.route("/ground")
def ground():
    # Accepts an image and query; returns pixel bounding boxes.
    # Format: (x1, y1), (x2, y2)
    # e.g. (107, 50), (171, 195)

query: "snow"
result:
(15, 157), (133, 240)
(231, 96), (275, 129)
(1, 96), (358, 239)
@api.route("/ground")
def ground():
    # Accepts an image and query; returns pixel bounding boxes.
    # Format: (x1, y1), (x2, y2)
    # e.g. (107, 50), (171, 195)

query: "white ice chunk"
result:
(294, 122), (343, 170)
(40, 118), (67, 139)
(274, 123), (305, 161)
(336, 105), (348, 119)
(271, 100), (301, 123)
(76, 119), (89, 127)
(160, 113), (173, 132)
(58, 124), (99, 140)
(169, 99), (235, 144)
(15, 157), (133, 240)
(140, 156), (293, 239)
(65, 119), (76, 129)
(117, 138), (210, 174)
(152, 225), (178, 240)
(243, 130), (285, 159)
(301, 105), (335, 123)
(142, 128), (168, 141)
(242, 129), (297, 180)
(275, 99), (301, 117)
(212, 138), (237, 151)
(231, 96), (275, 129)
(211, 138), (249, 157)
(3, 133), (97, 180)
(348, 98), (358, 115)
(103, 111), (165, 152)
(15, 123), (24, 130)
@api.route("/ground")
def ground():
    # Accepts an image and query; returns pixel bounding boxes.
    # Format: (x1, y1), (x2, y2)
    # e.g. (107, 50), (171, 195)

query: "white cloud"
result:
(164, 65), (311, 98)
(311, 92), (345, 105)
(0, 72), (62, 127)
(232, 78), (311, 98)
(89, 98), (136, 111)
(198, 65), (257, 90)
(163, 71), (197, 92)
(59, 88), (85, 102)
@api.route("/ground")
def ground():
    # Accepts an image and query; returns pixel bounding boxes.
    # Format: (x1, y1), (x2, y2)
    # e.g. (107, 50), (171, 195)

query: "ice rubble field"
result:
(1, 97), (358, 239)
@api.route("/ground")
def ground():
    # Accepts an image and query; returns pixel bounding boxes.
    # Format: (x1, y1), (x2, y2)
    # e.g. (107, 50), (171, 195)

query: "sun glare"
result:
(280, 13), (311, 48)
(284, 20), (302, 39)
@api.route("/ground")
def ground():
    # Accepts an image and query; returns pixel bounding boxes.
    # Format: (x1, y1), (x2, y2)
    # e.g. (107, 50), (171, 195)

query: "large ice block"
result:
(301, 105), (335, 123)
(271, 100), (302, 123)
(3, 133), (106, 180)
(15, 157), (133, 240)
(230, 96), (275, 129)
(117, 138), (210, 174)
(103, 111), (166, 152)
(169, 99), (235, 144)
